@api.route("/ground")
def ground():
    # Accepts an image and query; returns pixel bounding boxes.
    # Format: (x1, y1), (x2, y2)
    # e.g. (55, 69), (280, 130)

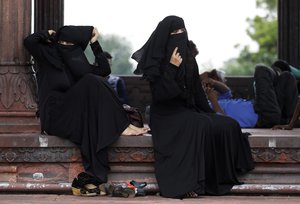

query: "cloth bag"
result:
(123, 104), (144, 128)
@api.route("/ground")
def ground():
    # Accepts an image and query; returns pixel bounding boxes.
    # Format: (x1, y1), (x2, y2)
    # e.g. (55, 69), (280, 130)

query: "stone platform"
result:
(1, 194), (300, 204)
(0, 128), (300, 195)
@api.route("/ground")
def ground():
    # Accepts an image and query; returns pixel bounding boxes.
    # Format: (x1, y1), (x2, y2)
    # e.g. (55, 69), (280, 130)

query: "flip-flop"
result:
(130, 180), (147, 188)
(111, 186), (131, 198)
(129, 180), (147, 196)
(181, 191), (198, 199)
(99, 183), (115, 196)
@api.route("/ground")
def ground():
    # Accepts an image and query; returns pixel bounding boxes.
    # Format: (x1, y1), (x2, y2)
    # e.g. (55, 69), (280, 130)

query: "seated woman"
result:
(132, 15), (254, 198)
(24, 26), (148, 196)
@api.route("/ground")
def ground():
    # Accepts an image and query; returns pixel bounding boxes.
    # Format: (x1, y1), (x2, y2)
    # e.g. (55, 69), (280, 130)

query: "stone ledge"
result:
(0, 133), (153, 148)
(231, 184), (300, 195)
(0, 129), (300, 195)
(1, 129), (300, 148)
(1, 182), (300, 195)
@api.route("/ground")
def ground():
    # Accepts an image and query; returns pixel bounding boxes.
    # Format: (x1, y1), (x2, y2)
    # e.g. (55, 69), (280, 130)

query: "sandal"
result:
(129, 180), (147, 196)
(110, 186), (136, 198)
(124, 187), (136, 198)
(129, 180), (147, 189)
(77, 172), (102, 186)
(76, 172), (113, 196)
(99, 183), (115, 196)
(182, 191), (198, 199)
(71, 177), (99, 196)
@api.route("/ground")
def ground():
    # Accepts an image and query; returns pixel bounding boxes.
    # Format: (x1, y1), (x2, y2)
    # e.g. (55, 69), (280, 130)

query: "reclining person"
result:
(201, 60), (298, 128)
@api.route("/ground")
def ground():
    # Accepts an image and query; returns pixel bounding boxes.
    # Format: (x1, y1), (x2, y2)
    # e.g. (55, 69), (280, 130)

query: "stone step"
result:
(0, 129), (300, 194)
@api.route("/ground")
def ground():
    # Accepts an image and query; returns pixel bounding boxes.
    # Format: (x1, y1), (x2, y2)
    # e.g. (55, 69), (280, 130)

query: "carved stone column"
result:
(0, 0), (40, 133)
(34, 0), (64, 32)
(278, 0), (300, 68)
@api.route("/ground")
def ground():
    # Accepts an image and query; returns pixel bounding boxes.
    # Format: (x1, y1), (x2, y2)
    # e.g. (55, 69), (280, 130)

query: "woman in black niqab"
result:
(132, 15), (254, 198)
(24, 26), (148, 186)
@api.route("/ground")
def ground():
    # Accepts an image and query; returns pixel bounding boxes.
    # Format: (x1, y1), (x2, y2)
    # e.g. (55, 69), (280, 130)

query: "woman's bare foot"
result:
(129, 124), (149, 133)
(121, 126), (140, 136)
(122, 125), (149, 136)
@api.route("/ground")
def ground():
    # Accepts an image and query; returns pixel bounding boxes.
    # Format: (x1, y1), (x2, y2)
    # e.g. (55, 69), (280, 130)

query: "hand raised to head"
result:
(47, 30), (56, 43)
(90, 27), (100, 43)
(48, 30), (56, 36)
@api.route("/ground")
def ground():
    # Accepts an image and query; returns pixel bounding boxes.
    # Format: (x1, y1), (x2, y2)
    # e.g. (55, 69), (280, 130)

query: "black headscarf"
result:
(38, 32), (64, 70)
(131, 15), (188, 81)
(56, 26), (94, 50)
(55, 26), (94, 82)
(132, 16), (213, 111)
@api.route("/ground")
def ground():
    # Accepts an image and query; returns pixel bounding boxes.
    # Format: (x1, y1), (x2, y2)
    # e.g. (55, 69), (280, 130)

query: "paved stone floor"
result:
(0, 194), (299, 204)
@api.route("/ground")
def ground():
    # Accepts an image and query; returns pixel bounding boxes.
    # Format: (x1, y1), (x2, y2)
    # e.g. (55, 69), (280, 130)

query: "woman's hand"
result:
(47, 30), (56, 43)
(90, 27), (100, 43)
(48, 30), (56, 36)
(170, 47), (182, 67)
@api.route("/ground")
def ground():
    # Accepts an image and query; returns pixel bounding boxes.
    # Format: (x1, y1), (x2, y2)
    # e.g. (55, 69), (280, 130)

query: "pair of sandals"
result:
(109, 180), (147, 197)
(71, 172), (146, 198)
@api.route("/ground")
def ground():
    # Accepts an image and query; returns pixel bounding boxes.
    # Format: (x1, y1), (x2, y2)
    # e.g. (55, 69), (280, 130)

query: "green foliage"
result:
(84, 34), (134, 75)
(224, 0), (278, 75)
(100, 35), (134, 75)
(257, 0), (277, 13)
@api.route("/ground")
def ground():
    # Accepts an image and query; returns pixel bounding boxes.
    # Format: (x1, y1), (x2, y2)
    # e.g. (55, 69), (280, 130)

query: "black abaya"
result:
(149, 66), (254, 197)
(47, 74), (129, 182)
(24, 27), (130, 183)
(132, 15), (254, 198)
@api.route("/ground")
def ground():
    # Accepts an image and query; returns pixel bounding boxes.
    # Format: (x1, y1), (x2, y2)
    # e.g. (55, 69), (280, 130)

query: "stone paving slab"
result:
(0, 194), (299, 204)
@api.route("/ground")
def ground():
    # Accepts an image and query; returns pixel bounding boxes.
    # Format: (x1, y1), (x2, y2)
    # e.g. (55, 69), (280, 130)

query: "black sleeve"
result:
(150, 64), (185, 102)
(61, 42), (111, 81)
(89, 41), (111, 77)
(23, 30), (51, 63)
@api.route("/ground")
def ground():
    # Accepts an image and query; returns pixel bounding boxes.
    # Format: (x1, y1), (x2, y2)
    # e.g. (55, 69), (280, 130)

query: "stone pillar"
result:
(34, 0), (64, 32)
(278, 0), (300, 68)
(0, 0), (39, 133)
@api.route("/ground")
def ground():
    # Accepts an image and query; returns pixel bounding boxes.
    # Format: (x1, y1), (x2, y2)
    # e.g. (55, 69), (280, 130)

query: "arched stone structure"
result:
(0, 0), (300, 194)
(0, 0), (299, 133)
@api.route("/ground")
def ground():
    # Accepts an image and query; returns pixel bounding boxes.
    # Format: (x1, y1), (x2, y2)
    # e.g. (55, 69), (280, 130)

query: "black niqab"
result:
(39, 34), (64, 70)
(56, 26), (93, 49)
(131, 15), (187, 81)
(56, 26), (94, 82)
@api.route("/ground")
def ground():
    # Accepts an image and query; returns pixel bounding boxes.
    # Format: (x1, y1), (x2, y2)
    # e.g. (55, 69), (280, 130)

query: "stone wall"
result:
(123, 76), (254, 119)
